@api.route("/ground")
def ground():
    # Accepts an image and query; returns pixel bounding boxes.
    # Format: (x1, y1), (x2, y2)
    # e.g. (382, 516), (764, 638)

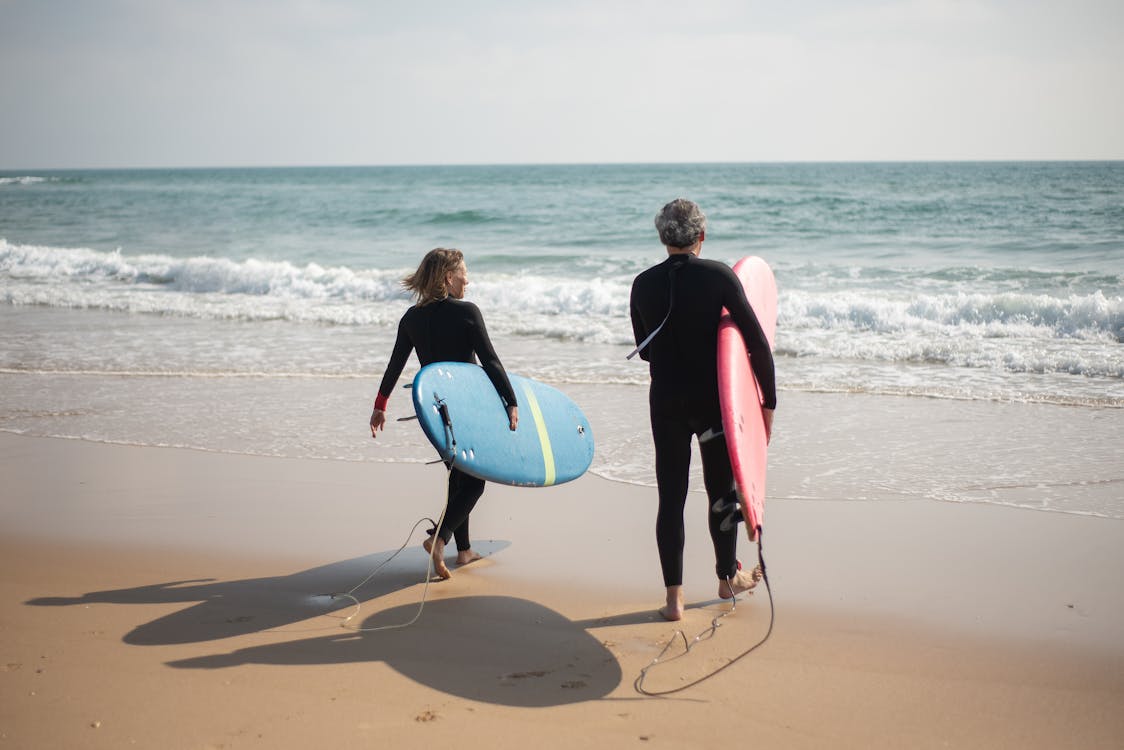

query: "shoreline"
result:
(3, 378), (1121, 520)
(2, 432), (1122, 748)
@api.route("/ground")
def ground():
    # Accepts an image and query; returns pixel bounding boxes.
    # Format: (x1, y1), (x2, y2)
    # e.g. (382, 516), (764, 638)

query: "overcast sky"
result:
(1, 0), (1122, 168)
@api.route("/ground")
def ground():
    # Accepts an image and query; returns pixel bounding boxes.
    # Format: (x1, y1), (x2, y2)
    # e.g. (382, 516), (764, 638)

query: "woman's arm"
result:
(464, 302), (518, 427)
(370, 315), (416, 438)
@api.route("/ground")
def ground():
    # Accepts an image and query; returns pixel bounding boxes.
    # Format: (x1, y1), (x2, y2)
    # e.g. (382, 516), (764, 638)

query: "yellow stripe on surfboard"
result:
(520, 382), (556, 486)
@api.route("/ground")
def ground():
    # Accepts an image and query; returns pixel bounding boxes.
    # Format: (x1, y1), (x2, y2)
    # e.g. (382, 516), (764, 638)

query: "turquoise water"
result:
(3, 162), (1121, 398)
(2, 162), (1122, 516)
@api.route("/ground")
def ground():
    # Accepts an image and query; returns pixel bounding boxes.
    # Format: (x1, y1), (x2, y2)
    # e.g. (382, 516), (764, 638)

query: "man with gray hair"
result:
(654, 197), (709, 248)
(629, 198), (777, 621)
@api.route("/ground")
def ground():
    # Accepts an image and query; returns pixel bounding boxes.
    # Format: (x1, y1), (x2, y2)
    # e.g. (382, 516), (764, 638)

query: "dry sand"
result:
(1, 431), (1122, 749)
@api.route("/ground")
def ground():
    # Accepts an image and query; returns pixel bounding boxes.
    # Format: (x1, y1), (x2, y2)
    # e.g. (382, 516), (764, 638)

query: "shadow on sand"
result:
(24, 540), (664, 706)
(170, 594), (629, 706)
(28, 542), (515, 645)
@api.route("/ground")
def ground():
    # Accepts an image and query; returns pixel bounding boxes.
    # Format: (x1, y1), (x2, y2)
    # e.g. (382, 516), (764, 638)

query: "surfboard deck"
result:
(411, 362), (594, 487)
(717, 256), (777, 541)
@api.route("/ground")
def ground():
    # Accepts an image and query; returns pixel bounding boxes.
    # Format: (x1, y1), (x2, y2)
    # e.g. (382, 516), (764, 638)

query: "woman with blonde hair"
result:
(370, 248), (518, 578)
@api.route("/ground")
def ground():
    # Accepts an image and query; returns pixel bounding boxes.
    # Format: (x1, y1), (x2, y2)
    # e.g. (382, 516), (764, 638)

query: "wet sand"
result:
(1, 429), (1122, 748)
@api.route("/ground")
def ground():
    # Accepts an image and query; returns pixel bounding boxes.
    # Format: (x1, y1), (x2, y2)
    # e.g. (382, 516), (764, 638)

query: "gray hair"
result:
(654, 198), (707, 249)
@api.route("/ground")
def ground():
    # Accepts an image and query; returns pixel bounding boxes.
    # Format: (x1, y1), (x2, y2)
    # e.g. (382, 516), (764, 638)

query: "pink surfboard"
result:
(717, 256), (777, 542)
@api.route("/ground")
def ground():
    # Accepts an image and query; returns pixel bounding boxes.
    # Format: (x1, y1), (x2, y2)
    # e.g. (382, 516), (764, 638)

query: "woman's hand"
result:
(507, 405), (519, 431)
(762, 408), (774, 445)
(370, 408), (386, 438)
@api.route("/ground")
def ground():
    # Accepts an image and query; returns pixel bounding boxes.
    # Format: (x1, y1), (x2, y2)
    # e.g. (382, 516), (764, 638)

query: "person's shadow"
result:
(25, 541), (662, 707)
(169, 594), (641, 706)
(27, 543), (488, 646)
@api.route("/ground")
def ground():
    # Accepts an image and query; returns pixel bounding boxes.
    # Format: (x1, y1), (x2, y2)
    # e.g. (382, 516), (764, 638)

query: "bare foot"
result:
(422, 537), (451, 580)
(718, 566), (762, 599)
(659, 585), (684, 621)
(455, 549), (483, 566)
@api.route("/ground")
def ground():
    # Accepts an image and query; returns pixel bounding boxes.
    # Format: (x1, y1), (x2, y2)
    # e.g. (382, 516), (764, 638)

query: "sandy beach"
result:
(1, 406), (1122, 749)
(4, 2), (1122, 744)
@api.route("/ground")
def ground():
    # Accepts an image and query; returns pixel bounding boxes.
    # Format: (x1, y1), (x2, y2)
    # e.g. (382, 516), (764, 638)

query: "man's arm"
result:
(725, 278), (776, 410)
(629, 278), (652, 362)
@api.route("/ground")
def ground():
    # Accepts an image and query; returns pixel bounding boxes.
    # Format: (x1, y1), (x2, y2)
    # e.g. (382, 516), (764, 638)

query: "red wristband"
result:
(374, 393), (389, 411)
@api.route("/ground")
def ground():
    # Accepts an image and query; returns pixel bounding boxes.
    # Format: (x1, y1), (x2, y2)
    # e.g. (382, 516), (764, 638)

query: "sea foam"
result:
(0, 176), (48, 185)
(3, 239), (1122, 382)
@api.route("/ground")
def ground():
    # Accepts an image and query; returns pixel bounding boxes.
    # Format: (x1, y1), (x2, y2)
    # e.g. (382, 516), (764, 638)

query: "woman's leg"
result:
(452, 516), (471, 552)
(425, 467), (484, 579)
(435, 467), (485, 546)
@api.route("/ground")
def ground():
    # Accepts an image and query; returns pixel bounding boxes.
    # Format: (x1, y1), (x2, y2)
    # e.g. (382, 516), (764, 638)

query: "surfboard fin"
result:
(712, 490), (743, 532)
(699, 426), (725, 443)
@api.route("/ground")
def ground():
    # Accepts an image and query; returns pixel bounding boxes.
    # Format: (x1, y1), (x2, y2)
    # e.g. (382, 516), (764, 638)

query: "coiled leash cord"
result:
(635, 528), (775, 696)
(324, 396), (458, 633)
(324, 499), (450, 633)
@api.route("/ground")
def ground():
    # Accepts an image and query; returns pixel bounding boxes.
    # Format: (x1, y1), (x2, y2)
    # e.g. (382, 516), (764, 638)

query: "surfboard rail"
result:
(411, 362), (594, 487)
(717, 256), (777, 541)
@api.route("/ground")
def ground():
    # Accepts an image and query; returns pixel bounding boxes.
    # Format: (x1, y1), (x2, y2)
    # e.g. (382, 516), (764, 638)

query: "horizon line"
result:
(4, 157), (1124, 172)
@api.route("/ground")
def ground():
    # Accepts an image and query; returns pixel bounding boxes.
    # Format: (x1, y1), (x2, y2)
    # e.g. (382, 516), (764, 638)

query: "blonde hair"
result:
(402, 248), (465, 305)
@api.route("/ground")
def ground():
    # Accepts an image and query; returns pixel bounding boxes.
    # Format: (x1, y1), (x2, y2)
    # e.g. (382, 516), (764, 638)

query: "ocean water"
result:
(2, 163), (1122, 517)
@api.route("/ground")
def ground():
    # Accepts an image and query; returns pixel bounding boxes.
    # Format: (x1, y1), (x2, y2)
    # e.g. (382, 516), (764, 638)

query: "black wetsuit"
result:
(378, 297), (517, 551)
(630, 254), (777, 586)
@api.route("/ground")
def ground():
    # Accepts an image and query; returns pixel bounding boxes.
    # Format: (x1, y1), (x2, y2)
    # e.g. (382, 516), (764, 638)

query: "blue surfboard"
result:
(411, 362), (594, 487)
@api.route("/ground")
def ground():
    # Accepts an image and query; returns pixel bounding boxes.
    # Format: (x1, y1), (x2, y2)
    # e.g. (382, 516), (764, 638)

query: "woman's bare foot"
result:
(659, 585), (684, 621)
(718, 566), (762, 599)
(455, 549), (483, 566)
(422, 536), (451, 580)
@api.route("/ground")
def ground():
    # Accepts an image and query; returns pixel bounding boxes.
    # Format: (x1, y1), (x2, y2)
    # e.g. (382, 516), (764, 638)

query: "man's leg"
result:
(698, 422), (761, 599)
(651, 406), (693, 620)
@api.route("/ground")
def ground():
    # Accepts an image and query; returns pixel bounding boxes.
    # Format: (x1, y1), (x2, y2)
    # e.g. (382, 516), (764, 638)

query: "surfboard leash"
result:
(321, 397), (461, 632)
(634, 526), (775, 696)
(313, 385), (468, 631)
(627, 264), (680, 360)
(321, 493), (451, 633)
(428, 393), (458, 465)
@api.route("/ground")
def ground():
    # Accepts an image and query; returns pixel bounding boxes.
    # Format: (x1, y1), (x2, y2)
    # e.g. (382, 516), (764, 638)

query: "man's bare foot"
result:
(422, 537), (451, 580)
(659, 585), (684, 621)
(718, 566), (762, 599)
(455, 549), (483, 566)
